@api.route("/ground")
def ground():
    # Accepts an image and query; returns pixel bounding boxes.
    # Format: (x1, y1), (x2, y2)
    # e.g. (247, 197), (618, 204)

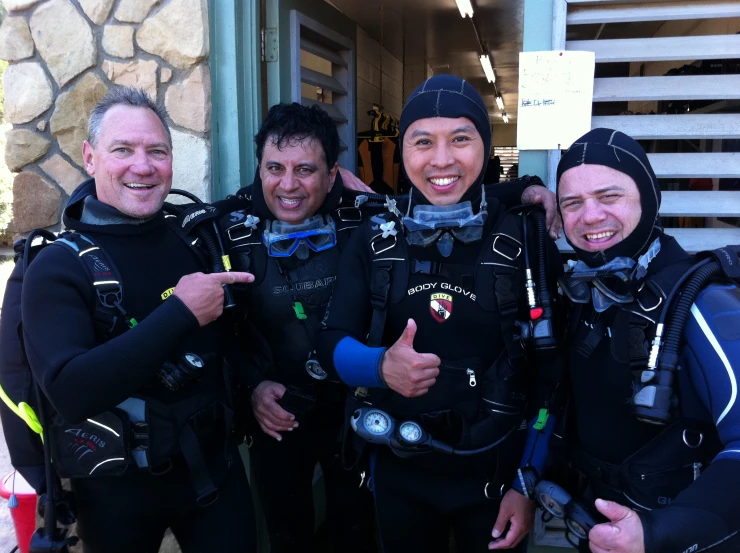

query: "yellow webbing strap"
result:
(0, 384), (43, 436)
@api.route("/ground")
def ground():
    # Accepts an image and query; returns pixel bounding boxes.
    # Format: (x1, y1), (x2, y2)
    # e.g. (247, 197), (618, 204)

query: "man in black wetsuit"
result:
(20, 87), (256, 553)
(216, 102), (380, 553)
(317, 74), (563, 553)
(518, 128), (740, 553)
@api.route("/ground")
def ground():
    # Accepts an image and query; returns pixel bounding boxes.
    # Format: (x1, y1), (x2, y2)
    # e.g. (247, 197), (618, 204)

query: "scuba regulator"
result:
(516, 208), (558, 353)
(634, 245), (740, 425)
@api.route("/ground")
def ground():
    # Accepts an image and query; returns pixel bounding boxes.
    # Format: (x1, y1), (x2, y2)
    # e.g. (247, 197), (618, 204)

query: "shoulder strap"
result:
(483, 212), (527, 368)
(52, 232), (135, 340)
(366, 212), (406, 347)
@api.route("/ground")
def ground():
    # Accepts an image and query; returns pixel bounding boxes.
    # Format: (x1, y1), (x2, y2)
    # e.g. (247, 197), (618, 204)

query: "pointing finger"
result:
(212, 271), (255, 285)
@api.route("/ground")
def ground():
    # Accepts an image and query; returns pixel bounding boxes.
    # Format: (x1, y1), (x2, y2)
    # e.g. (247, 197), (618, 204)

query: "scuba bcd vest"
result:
(220, 187), (389, 391)
(350, 194), (559, 456)
(0, 229), (136, 495)
(0, 193), (240, 501)
(557, 243), (740, 512)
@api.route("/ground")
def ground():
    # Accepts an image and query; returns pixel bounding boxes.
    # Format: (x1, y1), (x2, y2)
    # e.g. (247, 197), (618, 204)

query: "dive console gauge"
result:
(351, 408), (394, 445)
(398, 421), (423, 444)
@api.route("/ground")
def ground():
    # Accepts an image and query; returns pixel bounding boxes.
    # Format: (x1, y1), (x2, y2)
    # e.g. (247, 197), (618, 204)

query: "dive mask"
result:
(563, 238), (661, 312)
(262, 215), (337, 259)
(403, 197), (487, 257)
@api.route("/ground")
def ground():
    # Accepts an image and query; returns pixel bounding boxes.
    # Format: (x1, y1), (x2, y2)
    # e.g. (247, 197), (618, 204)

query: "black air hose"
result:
(165, 191), (235, 308)
(659, 262), (721, 371)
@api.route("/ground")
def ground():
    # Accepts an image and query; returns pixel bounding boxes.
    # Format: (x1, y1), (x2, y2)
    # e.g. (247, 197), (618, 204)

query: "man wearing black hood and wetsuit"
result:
(215, 102), (383, 553)
(518, 128), (740, 553)
(317, 74), (564, 553)
(18, 88), (257, 552)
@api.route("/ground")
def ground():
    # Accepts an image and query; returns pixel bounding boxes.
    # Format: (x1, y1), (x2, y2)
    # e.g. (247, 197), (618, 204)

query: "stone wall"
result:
(0, 0), (212, 234)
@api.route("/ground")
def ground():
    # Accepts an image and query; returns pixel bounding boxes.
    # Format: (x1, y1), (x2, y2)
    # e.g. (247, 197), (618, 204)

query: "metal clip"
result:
(227, 215), (260, 242)
(492, 234), (522, 261)
(370, 232), (398, 255)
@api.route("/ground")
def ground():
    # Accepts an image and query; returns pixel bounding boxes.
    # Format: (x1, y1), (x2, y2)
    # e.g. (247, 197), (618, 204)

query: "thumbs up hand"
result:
(381, 319), (441, 398)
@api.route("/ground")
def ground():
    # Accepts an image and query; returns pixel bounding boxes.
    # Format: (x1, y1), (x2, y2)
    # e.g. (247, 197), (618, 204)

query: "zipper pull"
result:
(693, 462), (702, 480)
(467, 369), (477, 387)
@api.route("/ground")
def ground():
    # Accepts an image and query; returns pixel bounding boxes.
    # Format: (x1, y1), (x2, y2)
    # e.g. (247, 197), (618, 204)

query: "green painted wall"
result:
(209, 0), (262, 198)
(265, 0), (356, 107)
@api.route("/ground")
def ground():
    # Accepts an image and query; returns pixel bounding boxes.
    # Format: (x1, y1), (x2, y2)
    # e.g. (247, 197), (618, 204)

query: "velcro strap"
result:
(370, 262), (392, 310)
(179, 424), (219, 506)
(577, 320), (606, 359)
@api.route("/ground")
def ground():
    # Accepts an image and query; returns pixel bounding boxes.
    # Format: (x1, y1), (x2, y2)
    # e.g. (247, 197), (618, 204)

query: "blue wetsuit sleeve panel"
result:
(22, 245), (199, 423)
(639, 285), (740, 552)
(333, 337), (386, 388)
(318, 222), (385, 387)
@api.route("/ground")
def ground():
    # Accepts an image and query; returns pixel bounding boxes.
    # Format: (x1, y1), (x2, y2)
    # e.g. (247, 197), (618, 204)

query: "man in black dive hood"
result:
(213, 102), (381, 553)
(542, 128), (740, 553)
(17, 87), (258, 552)
(317, 74), (564, 552)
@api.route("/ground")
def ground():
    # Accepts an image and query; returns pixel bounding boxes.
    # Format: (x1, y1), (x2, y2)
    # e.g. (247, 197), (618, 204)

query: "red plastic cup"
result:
(0, 471), (37, 553)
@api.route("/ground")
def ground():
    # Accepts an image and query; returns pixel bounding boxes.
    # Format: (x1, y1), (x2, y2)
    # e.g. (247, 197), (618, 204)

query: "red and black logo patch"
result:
(430, 293), (453, 323)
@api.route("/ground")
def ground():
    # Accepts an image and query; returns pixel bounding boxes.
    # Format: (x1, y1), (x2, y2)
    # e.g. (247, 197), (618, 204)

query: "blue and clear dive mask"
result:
(262, 215), (337, 259)
(403, 189), (487, 257)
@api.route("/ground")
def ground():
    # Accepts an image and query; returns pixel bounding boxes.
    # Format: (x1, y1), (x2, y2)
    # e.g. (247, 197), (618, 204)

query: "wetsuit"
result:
(217, 173), (378, 553)
(532, 127), (740, 553)
(562, 234), (740, 552)
(317, 179), (561, 553)
(21, 180), (256, 553)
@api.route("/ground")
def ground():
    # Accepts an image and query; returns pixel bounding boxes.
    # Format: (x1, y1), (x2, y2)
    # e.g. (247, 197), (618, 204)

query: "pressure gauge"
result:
(364, 410), (390, 435)
(184, 353), (204, 368)
(398, 421), (423, 444)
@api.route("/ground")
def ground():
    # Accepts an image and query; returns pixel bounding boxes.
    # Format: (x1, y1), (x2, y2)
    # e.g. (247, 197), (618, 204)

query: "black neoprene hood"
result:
(399, 74), (492, 204)
(556, 128), (662, 267)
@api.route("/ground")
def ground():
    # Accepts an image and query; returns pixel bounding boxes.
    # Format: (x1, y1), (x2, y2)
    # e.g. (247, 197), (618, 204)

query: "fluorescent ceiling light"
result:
(455, 0), (474, 18)
(480, 54), (495, 83)
(502, 112), (509, 124)
(495, 95), (504, 110)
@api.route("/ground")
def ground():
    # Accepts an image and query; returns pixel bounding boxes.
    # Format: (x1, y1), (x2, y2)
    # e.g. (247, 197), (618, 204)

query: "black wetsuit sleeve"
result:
(22, 245), (199, 423)
(317, 223), (387, 387)
(638, 286), (740, 551)
(488, 175), (546, 209)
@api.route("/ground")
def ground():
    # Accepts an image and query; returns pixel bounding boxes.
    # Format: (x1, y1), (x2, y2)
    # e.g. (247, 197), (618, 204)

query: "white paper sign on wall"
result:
(517, 51), (596, 151)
